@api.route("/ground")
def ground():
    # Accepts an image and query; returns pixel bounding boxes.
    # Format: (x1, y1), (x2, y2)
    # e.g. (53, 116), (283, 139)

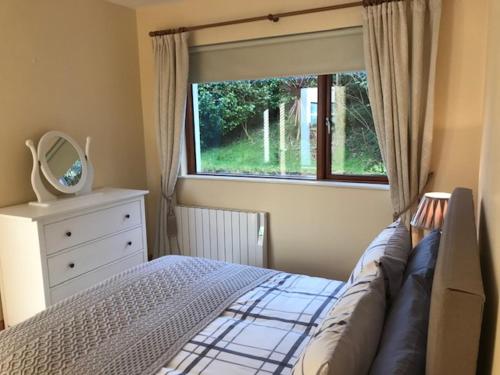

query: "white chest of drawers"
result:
(0, 188), (148, 327)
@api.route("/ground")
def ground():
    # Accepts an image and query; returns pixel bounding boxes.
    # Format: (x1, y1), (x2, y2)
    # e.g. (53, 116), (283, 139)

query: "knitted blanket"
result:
(0, 256), (277, 375)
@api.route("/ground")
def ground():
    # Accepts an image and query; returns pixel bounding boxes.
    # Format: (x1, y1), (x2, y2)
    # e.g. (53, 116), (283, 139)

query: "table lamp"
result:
(411, 192), (452, 231)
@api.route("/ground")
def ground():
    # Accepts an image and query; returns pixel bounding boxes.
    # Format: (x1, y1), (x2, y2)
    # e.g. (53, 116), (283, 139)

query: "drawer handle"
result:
(68, 262), (75, 269)
(127, 241), (133, 246)
(125, 214), (131, 219)
(65, 231), (72, 237)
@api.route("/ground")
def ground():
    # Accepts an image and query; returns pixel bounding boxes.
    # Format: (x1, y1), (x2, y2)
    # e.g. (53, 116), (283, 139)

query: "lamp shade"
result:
(411, 192), (451, 230)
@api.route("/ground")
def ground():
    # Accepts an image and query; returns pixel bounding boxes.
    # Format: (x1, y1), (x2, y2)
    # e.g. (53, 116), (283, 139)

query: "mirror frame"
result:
(37, 131), (88, 194)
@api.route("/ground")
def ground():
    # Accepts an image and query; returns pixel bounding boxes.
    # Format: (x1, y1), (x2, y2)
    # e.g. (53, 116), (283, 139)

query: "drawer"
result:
(44, 200), (142, 254)
(47, 227), (144, 287)
(50, 251), (145, 304)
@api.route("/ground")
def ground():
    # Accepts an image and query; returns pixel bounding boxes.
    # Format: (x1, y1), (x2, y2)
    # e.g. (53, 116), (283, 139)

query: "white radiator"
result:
(175, 205), (268, 268)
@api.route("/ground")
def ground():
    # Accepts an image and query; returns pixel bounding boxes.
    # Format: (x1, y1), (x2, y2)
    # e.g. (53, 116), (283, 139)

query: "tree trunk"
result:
(242, 122), (252, 140)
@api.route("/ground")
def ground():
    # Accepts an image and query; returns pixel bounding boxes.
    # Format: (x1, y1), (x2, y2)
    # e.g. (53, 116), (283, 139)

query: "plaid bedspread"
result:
(160, 272), (345, 375)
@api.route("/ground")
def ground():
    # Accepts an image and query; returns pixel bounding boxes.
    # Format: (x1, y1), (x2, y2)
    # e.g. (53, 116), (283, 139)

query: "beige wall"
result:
(177, 179), (391, 279)
(136, 0), (488, 280)
(478, 0), (500, 372)
(430, 0), (488, 198)
(0, 0), (147, 208)
(0, 0), (147, 320)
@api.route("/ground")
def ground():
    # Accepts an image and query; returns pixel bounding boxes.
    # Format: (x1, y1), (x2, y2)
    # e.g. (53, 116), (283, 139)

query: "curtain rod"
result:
(149, 1), (363, 37)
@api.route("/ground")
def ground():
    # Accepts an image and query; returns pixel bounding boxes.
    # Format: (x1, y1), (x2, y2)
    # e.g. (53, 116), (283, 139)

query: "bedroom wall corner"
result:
(0, 0), (147, 323)
(478, 0), (500, 371)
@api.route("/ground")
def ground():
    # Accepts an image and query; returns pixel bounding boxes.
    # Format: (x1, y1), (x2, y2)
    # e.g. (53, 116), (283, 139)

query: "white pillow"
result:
(292, 261), (386, 375)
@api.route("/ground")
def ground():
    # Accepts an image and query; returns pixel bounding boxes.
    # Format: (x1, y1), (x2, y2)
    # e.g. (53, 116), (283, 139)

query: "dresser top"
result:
(0, 188), (149, 221)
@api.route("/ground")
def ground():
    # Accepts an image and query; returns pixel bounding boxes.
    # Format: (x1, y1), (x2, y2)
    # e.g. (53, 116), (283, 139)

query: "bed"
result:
(0, 188), (484, 375)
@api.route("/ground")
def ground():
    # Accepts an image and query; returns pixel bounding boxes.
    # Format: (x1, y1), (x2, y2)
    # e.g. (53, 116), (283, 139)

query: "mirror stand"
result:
(78, 137), (94, 195)
(26, 133), (95, 207)
(25, 140), (57, 204)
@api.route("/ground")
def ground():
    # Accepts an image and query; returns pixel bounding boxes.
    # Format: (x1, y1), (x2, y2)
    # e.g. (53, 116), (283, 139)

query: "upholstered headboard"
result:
(426, 188), (485, 375)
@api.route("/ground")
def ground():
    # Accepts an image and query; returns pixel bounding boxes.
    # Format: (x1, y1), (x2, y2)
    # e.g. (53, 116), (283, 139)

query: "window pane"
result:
(330, 72), (386, 176)
(193, 76), (317, 178)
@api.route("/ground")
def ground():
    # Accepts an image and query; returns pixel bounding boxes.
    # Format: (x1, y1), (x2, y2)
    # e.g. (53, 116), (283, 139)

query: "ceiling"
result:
(106, 0), (175, 9)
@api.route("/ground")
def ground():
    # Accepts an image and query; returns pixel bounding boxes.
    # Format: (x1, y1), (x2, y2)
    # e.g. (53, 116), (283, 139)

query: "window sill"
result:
(178, 174), (390, 191)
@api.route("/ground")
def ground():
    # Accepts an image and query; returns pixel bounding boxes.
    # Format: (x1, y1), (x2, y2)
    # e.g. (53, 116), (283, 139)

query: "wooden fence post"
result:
(332, 86), (346, 173)
(263, 109), (270, 163)
(279, 103), (286, 175)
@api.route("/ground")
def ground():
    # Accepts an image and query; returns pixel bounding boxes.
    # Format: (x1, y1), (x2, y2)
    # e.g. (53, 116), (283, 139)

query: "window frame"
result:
(185, 75), (388, 185)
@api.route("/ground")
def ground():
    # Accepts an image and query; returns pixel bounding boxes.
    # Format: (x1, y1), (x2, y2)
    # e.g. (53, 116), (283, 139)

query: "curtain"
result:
(362, 0), (442, 225)
(152, 32), (189, 258)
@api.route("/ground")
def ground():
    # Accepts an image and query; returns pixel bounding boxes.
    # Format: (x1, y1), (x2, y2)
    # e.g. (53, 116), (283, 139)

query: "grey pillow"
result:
(348, 220), (411, 301)
(369, 230), (441, 375)
(293, 261), (386, 375)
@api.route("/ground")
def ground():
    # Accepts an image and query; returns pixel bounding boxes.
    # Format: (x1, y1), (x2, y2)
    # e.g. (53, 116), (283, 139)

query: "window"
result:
(190, 76), (318, 177)
(320, 72), (387, 183)
(184, 27), (387, 184)
(186, 72), (387, 183)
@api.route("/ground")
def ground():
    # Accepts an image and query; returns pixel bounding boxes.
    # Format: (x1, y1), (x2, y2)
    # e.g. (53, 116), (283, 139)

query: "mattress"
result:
(160, 272), (345, 375)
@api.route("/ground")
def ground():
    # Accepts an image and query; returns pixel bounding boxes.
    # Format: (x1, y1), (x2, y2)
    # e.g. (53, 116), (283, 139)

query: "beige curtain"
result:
(152, 32), (189, 258)
(362, 0), (441, 224)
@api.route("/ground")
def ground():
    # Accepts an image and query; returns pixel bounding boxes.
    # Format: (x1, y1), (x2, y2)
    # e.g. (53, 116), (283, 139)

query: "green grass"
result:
(199, 126), (384, 177)
(340, 155), (386, 176)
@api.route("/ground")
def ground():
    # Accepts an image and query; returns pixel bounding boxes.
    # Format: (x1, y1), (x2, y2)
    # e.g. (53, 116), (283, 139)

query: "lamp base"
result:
(411, 227), (425, 246)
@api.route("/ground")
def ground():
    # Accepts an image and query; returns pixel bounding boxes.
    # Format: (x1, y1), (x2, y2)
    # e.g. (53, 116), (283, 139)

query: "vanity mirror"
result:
(26, 131), (94, 206)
